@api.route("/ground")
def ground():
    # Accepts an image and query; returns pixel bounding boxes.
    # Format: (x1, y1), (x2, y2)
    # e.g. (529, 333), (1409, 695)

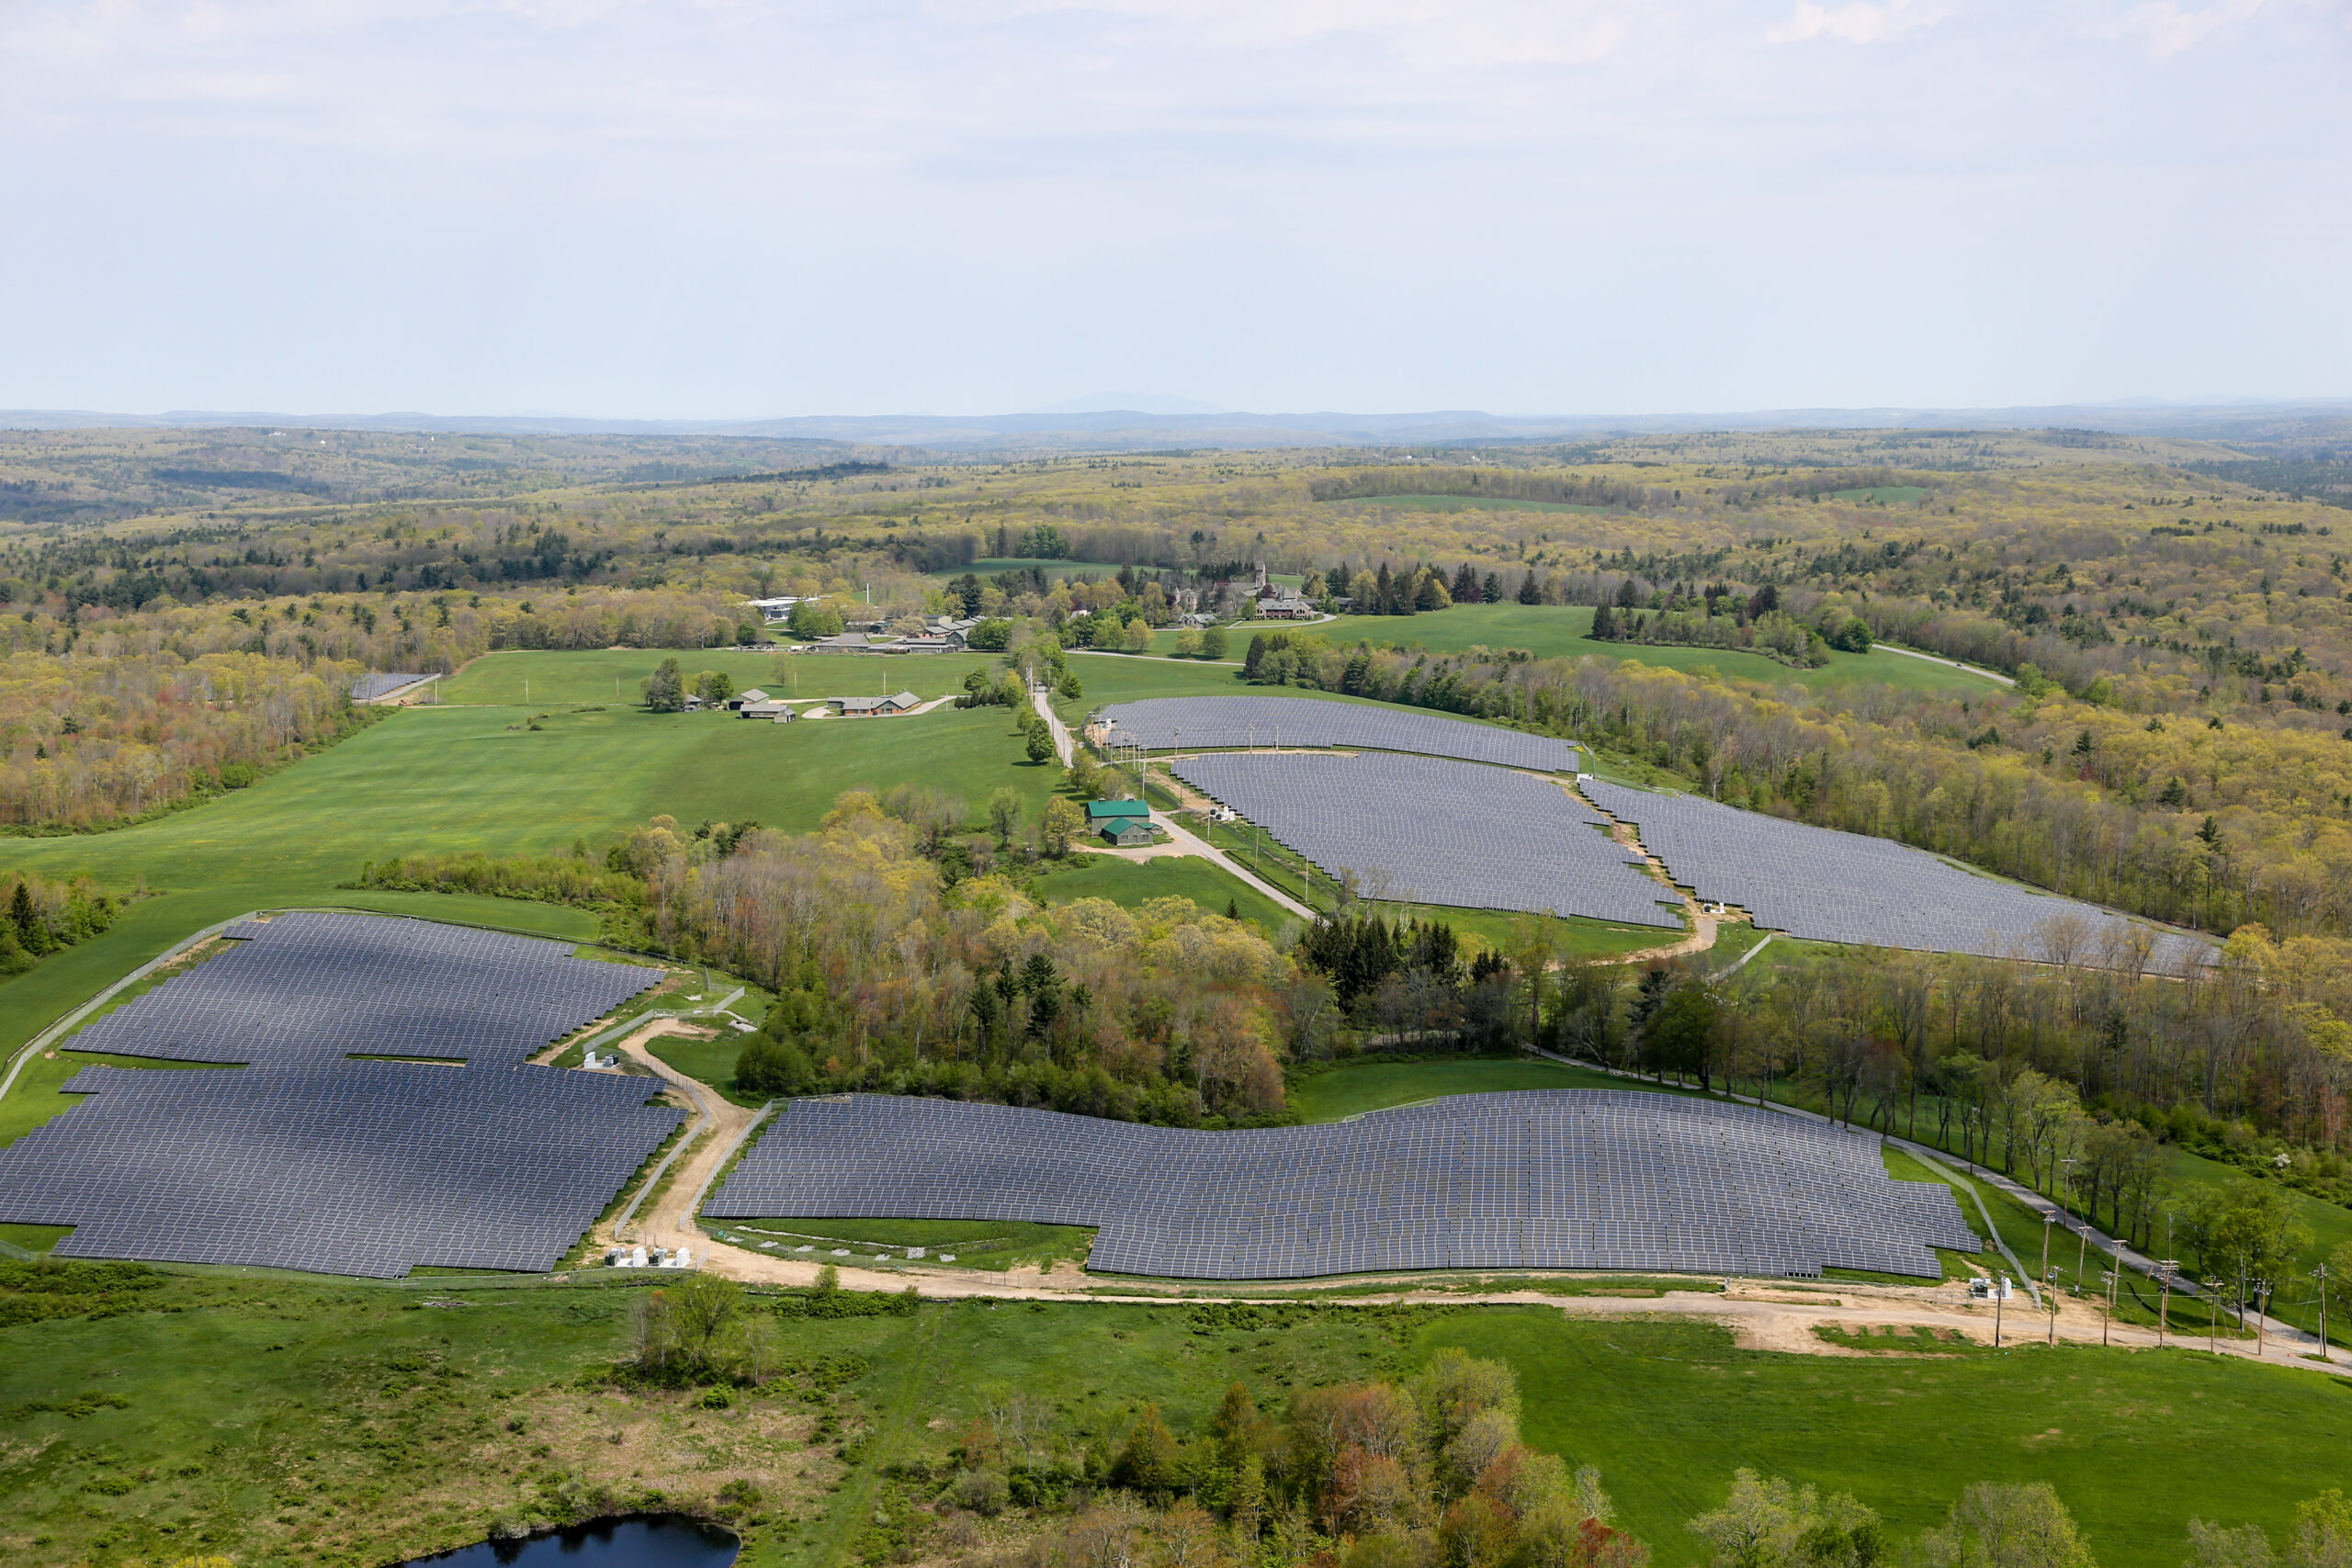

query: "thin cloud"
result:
(2114, 0), (2267, 55)
(1769, 0), (1957, 43)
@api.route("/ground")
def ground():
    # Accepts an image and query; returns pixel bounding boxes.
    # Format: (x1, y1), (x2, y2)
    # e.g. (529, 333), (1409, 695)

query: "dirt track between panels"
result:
(590, 1018), (759, 1262)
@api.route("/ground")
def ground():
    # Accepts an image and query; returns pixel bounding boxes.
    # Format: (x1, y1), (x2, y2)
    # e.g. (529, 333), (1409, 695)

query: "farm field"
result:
(3, 1273), (2345, 1568)
(440, 647), (1004, 705)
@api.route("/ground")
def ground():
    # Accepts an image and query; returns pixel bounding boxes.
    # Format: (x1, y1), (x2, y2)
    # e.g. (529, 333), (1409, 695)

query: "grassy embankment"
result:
(4, 1273), (2347, 1568)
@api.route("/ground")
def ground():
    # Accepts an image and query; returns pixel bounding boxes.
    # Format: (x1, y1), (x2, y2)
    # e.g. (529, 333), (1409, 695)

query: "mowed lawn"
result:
(440, 647), (1005, 705)
(0, 703), (1064, 1058)
(1025, 852), (1297, 929)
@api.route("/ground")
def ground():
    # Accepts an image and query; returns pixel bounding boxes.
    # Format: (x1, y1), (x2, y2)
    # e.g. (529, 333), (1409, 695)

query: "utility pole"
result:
(1995, 1279), (2005, 1347)
(2255, 1279), (2270, 1357)
(2207, 1278), (2224, 1351)
(2158, 1259), (2178, 1346)
(2100, 1269), (2115, 1347)
(2041, 1212), (2055, 1282)
(2075, 1218), (2089, 1297)
(2319, 1264), (2332, 1362)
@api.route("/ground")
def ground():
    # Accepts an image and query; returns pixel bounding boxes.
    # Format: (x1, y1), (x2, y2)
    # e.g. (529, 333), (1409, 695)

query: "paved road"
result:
(1029, 682), (1076, 766)
(1148, 811), (1317, 920)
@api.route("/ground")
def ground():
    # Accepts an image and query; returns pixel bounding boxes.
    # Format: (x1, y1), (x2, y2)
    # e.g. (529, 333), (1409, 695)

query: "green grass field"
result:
(646, 1033), (763, 1109)
(4, 1272), (2343, 1568)
(440, 648), (1004, 706)
(1023, 852), (1295, 928)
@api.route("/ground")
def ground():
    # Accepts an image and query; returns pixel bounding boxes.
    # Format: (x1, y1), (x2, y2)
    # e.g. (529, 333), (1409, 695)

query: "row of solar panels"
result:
(0, 912), (678, 1278)
(1099, 696), (1577, 773)
(66, 911), (662, 1067)
(0, 1062), (683, 1278)
(1578, 779), (2212, 970)
(1174, 751), (1680, 927)
(707, 1090), (1977, 1279)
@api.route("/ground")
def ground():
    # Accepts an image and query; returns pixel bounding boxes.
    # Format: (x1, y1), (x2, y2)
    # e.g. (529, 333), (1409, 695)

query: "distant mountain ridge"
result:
(4, 400), (2347, 451)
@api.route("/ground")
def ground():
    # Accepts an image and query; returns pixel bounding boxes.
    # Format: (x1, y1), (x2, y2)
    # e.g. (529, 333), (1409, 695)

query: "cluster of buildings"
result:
(710, 687), (925, 720)
(1247, 563), (1318, 620)
(799, 615), (986, 654)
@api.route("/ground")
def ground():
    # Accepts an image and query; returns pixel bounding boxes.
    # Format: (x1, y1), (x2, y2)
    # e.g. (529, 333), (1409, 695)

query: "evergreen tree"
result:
(9, 879), (40, 950)
(1452, 560), (1480, 602)
(1591, 602), (1618, 639)
(641, 657), (686, 712)
(1517, 570), (1542, 604)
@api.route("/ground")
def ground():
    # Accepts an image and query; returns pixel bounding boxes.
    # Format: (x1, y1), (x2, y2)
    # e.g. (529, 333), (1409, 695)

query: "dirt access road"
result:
(596, 1021), (2344, 1375)
(589, 1019), (764, 1263)
(679, 1206), (2347, 1371)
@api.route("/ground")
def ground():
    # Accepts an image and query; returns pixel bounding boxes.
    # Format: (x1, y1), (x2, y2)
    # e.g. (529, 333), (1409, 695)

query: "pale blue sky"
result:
(5, 0), (2346, 419)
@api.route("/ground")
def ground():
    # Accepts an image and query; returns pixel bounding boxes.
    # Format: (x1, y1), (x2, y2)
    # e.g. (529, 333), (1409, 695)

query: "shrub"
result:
(736, 1033), (815, 1096)
(955, 1469), (1011, 1517)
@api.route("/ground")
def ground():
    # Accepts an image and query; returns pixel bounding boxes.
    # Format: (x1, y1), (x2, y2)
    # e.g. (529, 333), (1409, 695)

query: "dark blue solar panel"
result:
(1579, 780), (2213, 970)
(0, 1062), (682, 1278)
(1099, 696), (1577, 772)
(707, 1091), (1976, 1280)
(65, 911), (660, 1066)
(1174, 750), (1678, 925)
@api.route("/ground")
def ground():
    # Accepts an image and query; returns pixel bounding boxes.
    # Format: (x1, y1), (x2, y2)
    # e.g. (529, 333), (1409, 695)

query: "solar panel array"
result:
(66, 912), (660, 1066)
(1173, 750), (1679, 926)
(1100, 696), (1577, 772)
(1579, 779), (2212, 969)
(0, 1062), (683, 1278)
(351, 671), (426, 701)
(707, 1090), (1974, 1279)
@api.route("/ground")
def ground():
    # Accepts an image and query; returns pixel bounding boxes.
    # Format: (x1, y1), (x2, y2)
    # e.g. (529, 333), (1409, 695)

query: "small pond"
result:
(400, 1514), (739, 1566)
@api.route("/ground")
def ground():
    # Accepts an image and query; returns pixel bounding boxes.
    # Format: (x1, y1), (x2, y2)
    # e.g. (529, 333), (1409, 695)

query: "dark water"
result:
(400, 1514), (739, 1567)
